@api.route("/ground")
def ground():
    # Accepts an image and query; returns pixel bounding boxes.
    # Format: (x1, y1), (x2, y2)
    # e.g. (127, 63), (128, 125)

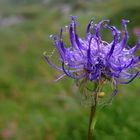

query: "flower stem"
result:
(87, 87), (98, 140)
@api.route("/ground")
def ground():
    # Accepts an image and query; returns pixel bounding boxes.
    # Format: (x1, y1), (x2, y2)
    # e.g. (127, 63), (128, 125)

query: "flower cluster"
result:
(44, 16), (140, 93)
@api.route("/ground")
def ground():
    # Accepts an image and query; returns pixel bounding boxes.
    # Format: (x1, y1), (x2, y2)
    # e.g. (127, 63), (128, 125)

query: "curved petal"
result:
(118, 71), (139, 84)
(44, 54), (63, 71)
(59, 27), (66, 53)
(69, 16), (77, 47)
(75, 34), (86, 51)
(104, 25), (120, 58)
(62, 62), (87, 79)
(95, 20), (110, 39)
(87, 37), (93, 70)
(86, 20), (94, 37)
(129, 39), (140, 55)
(95, 20), (110, 52)
(53, 35), (65, 61)
(120, 19), (129, 48)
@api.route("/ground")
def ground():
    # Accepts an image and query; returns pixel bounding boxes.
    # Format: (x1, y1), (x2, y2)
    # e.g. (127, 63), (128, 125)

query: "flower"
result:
(44, 16), (140, 92)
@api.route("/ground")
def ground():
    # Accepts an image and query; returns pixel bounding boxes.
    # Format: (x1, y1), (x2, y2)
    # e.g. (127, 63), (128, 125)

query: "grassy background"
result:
(0, 0), (140, 139)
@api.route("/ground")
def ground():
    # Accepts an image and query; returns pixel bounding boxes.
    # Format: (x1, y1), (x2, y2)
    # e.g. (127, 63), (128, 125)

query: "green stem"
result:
(87, 86), (98, 140)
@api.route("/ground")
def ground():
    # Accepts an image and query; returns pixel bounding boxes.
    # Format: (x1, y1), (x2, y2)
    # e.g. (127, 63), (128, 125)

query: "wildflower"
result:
(44, 16), (140, 139)
(44, 16), (140, 94)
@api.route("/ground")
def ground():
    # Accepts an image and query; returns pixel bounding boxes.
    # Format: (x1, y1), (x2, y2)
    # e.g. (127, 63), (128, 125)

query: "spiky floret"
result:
(44, 16), (140, 88)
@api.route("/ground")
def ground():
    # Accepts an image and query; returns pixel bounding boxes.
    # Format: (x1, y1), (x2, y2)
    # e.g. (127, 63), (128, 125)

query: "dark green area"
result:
(0, 0), (140, 139)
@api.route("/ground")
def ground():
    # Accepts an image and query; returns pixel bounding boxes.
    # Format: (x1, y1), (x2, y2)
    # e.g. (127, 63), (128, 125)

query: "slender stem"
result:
(87, 86), (98, 140)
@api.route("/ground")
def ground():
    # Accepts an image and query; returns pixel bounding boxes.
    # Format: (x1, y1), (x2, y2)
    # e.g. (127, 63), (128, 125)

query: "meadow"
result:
(0, 0), (140, 139)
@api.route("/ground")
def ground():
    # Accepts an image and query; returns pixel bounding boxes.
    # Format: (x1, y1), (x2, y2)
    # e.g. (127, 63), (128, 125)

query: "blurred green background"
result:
(0, 0), (140, 139)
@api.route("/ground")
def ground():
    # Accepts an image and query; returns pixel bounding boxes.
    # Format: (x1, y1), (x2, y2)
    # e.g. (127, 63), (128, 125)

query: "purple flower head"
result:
(44, 16), (140, 91)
